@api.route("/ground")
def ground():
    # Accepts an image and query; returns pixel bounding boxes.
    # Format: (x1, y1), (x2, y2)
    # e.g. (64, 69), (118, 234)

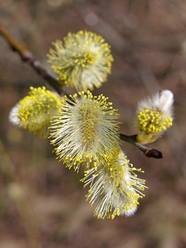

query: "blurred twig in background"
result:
(0, 139), (42, 248)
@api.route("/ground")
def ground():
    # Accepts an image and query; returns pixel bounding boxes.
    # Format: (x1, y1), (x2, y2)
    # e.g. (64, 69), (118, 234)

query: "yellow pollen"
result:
(138, 108), (173, 134)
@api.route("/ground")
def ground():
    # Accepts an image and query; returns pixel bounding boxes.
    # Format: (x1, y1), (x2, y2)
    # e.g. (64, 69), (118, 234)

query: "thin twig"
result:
(120, 133), (163, 159)
(0, 22), (63, 95)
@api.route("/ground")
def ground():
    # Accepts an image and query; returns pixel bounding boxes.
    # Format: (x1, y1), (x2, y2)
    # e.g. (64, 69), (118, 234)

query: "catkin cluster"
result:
(9, 30), (174, 219)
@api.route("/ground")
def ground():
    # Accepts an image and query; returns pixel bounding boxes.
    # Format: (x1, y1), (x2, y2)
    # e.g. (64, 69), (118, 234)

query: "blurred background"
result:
(0, 0), (186, 247)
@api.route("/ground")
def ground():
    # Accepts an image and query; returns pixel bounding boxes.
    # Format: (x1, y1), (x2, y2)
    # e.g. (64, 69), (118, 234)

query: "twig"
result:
(120, 133), (163, 159)
(0, 22), (62, 95)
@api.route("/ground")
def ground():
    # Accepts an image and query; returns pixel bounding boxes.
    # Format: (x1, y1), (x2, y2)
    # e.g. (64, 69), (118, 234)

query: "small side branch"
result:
(120, 133), (163, 159)
(0, 22), (62, 95)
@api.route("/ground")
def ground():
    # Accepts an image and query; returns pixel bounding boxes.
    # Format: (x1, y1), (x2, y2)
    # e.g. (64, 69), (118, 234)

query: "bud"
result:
(136, 90), (174, 144)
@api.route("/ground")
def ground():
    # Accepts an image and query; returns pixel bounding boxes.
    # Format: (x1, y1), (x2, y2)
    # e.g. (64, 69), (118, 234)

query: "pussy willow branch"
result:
(0, 22), (62, 95)
(0, 23), (163, 159)
(120, 133), (163, 159)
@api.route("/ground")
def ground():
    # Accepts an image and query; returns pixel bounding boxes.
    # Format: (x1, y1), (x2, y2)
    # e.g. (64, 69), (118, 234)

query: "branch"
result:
(120, 133), (163, 159)
(0, 22), (63, 95)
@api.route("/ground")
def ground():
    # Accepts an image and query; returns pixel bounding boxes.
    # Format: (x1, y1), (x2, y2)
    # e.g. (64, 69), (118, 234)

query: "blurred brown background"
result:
(0, 0), (186, 247)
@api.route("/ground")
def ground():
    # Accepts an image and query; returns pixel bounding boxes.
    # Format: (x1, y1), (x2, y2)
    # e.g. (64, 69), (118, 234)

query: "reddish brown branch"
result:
(0, 23), (62, 95)
(120, 133), (163, 159)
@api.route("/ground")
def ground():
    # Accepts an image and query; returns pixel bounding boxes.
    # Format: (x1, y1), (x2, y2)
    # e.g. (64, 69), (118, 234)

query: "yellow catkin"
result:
(50, 91), (120, 171)
(83, 150), (147, 219)
(15, 87), (61, 138)
(47, 30), (114, 91)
